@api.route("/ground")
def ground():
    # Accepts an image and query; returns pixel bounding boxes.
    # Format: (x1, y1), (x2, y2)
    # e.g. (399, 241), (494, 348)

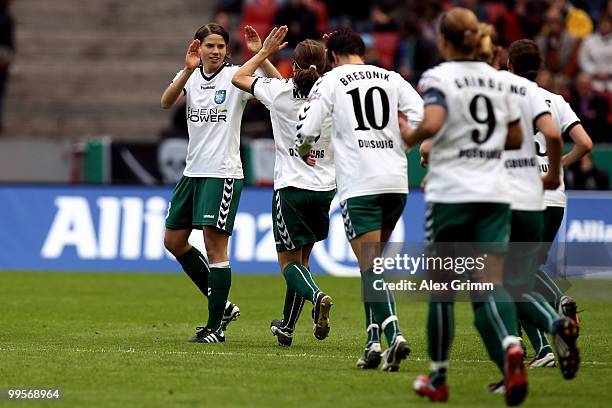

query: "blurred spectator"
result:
(239, 0), (279, 47)
(517, 0), (549, 39)
(274, 0), (319, 48)
(570, 73), (610, 142)
(565, 153), (610, 190)
(324, 0), (371, 32)
(578, 13), (612, 92)
(536, 68), (555, 90)
(453, 0), (489, 22)
(535, 7), (580, 88)
(550, 0), (593, 38)
(304, 0), (329, 36)
(0, 0), (14, 134)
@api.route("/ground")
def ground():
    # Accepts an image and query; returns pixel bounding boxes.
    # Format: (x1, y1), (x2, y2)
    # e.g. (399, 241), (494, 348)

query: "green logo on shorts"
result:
(214, 90), (226, 104)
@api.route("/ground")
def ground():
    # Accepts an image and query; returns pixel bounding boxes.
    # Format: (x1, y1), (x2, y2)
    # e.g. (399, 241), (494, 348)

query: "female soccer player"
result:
(506, 39), (590, 371)
(160, 23), (282, 343)
(401, 7), (527, 404)
(232, 27), (336, 347)
(478, 28), (580, 391)
(295, 28), (424, 371)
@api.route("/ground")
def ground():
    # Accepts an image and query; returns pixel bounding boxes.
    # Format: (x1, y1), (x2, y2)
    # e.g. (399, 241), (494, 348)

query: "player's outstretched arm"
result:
(161, 40), (200, 109)
(244, 25), (286, 80)
(233, 26), (288, 92)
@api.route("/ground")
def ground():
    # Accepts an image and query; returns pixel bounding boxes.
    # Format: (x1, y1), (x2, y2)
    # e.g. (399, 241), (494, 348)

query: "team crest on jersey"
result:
(214, 90), (226, 104)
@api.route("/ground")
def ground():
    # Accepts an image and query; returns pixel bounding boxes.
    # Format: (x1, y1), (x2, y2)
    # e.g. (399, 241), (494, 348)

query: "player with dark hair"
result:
(507, 38), (591, 368)
(232, 28), (336, 347)
(296, 27), (424, 371)
(160, 23), (282, 343)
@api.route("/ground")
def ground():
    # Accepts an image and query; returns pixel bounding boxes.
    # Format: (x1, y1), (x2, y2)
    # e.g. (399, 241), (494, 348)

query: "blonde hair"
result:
(477, 23), (499, 65)
(439, 7), (483, 58)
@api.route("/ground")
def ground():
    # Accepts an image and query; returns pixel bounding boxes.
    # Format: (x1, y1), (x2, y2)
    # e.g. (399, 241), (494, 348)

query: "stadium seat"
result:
(373, 31), (400, 70)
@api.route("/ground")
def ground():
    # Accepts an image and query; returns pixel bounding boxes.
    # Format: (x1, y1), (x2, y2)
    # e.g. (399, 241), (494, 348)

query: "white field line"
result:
(0, 347), (608, 366)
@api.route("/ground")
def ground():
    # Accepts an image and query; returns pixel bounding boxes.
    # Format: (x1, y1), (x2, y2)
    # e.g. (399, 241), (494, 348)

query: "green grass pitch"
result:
(1, 272), (611, 407)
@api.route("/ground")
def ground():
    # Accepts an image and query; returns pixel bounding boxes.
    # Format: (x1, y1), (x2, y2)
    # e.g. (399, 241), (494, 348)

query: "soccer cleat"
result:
(488, 379), (505, 394)
(312, 292), (333, 340)
(529, 352), (556, 368)
(413, 375), (449, 402)
(221, 301), (240, 331)
(504, 344), (527, 406)
(381, 335), (411, 372)
(356, 342), (382, 369)
(558, 296), (579, 325)
(270, 319), (293, 347)
(187, 327), (225, 343)
(553, 317), (580, 379)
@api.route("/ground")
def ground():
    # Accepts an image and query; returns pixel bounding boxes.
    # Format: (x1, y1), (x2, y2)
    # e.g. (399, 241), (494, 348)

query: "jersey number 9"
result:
(469, 94), (496, 144)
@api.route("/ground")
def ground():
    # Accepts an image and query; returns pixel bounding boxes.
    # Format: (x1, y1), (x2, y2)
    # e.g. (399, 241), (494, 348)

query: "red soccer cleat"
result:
(413, 375), (449, 402)
(504, 345), (528, 406)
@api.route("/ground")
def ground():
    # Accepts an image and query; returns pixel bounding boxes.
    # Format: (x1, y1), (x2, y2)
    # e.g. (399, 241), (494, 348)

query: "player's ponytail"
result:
(477, 23), (500, 66)
(439, 7), (481, 58)
(293, 39), (326, 97)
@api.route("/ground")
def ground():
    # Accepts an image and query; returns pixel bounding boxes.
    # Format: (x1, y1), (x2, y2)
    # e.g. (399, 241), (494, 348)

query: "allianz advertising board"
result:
(0, 185), (610, 277)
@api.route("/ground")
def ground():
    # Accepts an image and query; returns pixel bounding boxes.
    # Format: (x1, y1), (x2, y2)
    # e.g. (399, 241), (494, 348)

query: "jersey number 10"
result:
(347, 87), (390, 131)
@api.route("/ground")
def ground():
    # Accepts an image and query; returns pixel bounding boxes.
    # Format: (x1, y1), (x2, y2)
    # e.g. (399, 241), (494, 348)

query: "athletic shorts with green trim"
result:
(165, 176), (243, 234)
(272, 187), (335, 252)
(339, 193), (407, 241)
(425, 202), (511, 253)
(504, 210), (545, 292)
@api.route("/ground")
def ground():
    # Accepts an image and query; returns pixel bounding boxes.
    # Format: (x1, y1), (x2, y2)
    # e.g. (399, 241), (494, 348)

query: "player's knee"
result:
(164, 235), (186, 256)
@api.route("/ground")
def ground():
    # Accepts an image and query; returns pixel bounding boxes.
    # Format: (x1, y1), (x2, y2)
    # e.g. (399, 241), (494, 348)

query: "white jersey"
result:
(252, 77), (335, 191)
(295, 64), (424, 202)
(535, 88), (581, 208)
(175, 64), (258, 178)
(419, 61), (520, 204)
(499, 70), (550, 211)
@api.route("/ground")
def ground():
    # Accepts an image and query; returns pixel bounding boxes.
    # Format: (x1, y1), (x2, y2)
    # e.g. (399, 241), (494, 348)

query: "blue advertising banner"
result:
(0, 185), (610, 276)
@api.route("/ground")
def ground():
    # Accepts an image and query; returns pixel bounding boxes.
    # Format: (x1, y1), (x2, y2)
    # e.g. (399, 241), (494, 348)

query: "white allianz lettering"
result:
(255, 214), (276, 262)
(231, 213), (256, 261)
(97, 197), (120, 259)
(41, 197), (98, 259)
(120, 198), (143, 260)
(144, 197), (168, 259)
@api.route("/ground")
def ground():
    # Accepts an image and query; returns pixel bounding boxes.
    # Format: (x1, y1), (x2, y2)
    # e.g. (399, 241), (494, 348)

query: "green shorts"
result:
(538, 206), (565, 265)
(425, 202), (511, 253)
(504, 210), (545, 291)
(165, 176), (243, 234)
(340, 193), (407, 241)
(273, 187), (335, 252)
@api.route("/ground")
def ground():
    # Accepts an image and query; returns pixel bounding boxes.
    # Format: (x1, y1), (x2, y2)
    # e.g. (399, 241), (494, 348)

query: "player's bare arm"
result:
(401, 105), (445, 148)
(562, 124), (593, 167)
(160, 39), (200, 109)
(232, 26), (288, 92)
(244, 25), (285, 80)
(536, 113), (563, 190)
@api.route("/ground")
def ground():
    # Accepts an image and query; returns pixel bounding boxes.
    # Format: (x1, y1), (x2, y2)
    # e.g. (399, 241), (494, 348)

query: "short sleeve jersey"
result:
(535, 88), (581, 208)
(174, 64), (256, 179)
(498, 70), (550, 211)
(419, 61), (520, 204)
(252, 77), (335, 191)
(295, 64), (424, 202)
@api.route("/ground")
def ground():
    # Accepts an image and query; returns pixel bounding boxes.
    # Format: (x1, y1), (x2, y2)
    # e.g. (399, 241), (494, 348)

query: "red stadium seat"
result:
(373, 31), (399, 70)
